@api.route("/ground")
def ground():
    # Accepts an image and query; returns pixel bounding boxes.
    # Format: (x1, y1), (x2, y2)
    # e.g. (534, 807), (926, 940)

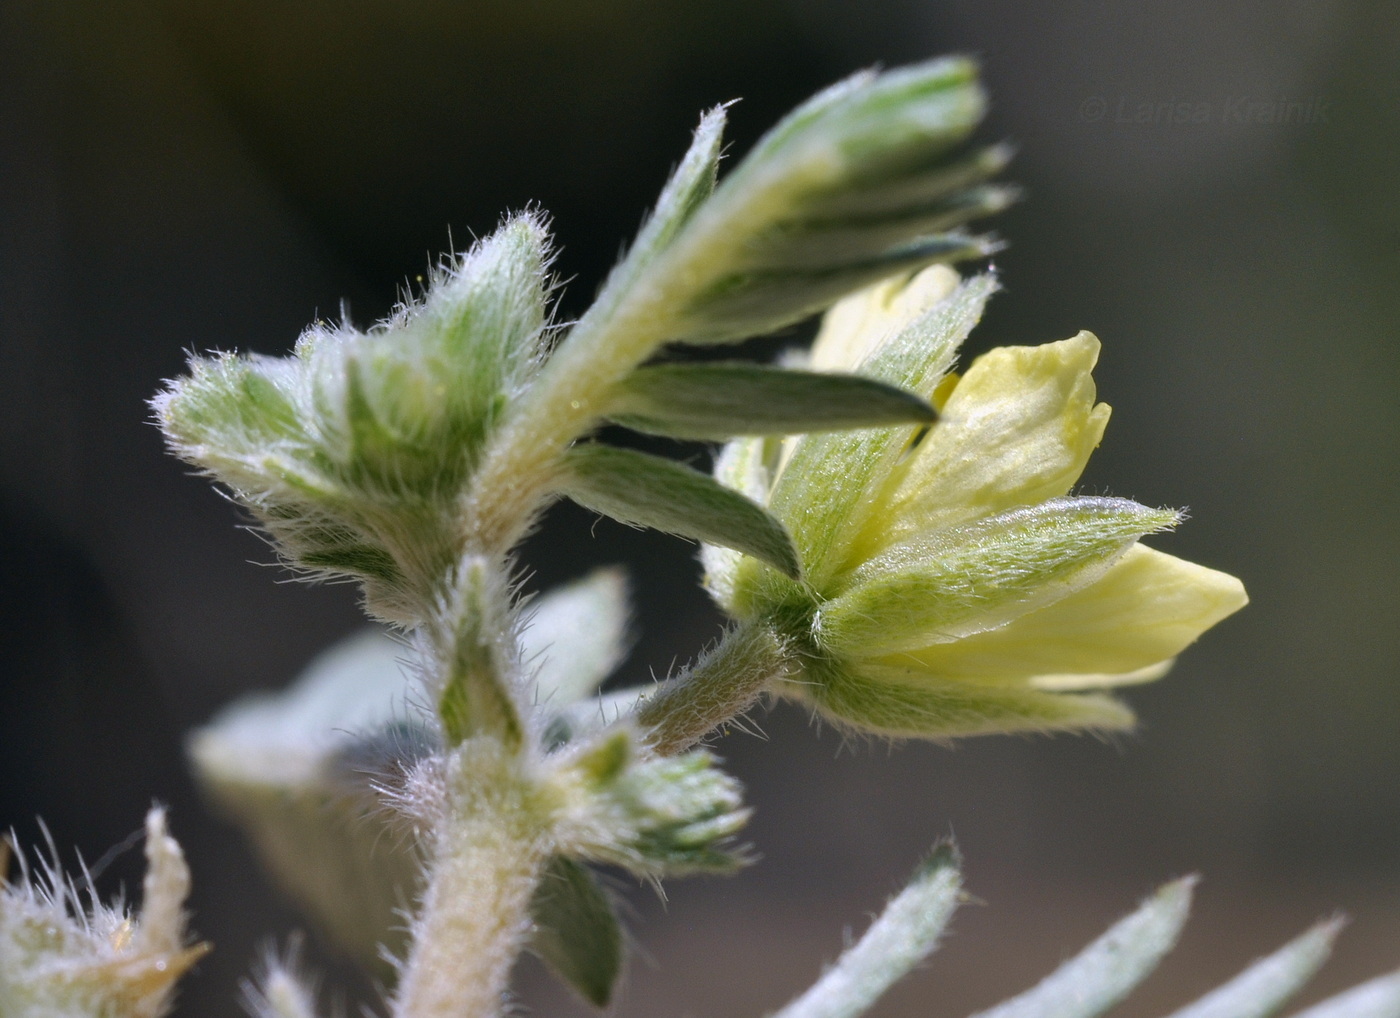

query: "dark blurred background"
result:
(2, 2), (1397, 1015)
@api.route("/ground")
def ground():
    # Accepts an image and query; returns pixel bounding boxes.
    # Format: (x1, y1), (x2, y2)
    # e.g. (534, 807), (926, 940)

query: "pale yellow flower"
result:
(703, 267), (1247, 737)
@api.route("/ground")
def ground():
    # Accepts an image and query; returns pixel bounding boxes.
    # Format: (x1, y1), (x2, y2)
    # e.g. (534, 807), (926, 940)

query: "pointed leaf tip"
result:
(609, 363), (936, 441)
(969, 877), (1194, 1018)
(1163, 916), (1343, 1018)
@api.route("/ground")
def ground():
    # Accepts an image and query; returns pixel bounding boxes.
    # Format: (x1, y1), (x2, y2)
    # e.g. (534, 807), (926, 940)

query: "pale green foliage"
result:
(1294, 972), (1400, 1018)
(971, 878), (1195, 1018)
(758, 857), (1399, 1018)
(1163, 919), (1342, 1018)
(772, 846), (963, 1018)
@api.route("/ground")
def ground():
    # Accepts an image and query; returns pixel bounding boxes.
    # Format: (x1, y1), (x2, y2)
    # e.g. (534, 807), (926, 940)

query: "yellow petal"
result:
(883, 544), (1247, 682)
(878, 331), (1111, 550)
(1029, 660), (1174, 691)
(809, 264), (961, 372)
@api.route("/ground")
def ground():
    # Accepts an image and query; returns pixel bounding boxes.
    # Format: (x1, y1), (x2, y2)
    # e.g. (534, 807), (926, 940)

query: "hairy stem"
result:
(638, 624), (790, 755)
(392, 742), (551, 1018)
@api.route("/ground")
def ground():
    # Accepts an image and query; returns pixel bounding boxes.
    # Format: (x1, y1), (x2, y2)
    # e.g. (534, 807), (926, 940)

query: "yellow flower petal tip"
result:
(705, 269), (1247, 742)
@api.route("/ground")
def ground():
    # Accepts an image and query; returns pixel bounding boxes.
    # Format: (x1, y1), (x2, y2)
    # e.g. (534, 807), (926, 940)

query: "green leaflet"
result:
(969, 878), (1196, 1018)
(1163, 919), (1341, 1018)
(608, 363), (935, 441)
(535, 57), (1006, 413)
(561, 444), (801, 578)
(817, 498), (1180, 657)
(527, 857), (623, 1008)
(771, 845), (962, 1018)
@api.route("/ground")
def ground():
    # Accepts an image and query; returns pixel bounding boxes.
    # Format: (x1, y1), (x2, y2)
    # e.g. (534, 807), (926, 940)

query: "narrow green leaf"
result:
(608, 363), (935, 441)
(1292, 970), (1400, 1018)
(772, 845), (962, 1018)
(561, 444), (800, 578)
(968, 877), (1195, 1018)
(683, 234), (997, 344)
(1162, 918), (1341, 1018)
(528, 857), (624, 1009)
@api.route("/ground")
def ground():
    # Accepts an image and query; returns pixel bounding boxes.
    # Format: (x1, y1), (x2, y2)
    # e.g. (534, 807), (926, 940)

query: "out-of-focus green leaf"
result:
(772, 845), (962, 1018)
(528, 857), (623, 1009)
(524, 568), (631, 709)
(968, 877), (1195, 1018)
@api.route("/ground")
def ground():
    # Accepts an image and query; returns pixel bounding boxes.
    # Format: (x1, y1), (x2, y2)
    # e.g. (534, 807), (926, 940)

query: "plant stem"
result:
(637, 624), (790, 755)
(392, 743), (550, 1018)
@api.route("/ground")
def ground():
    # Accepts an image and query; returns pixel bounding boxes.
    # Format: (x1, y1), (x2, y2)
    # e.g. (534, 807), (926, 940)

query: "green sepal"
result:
(796, 657), (1135, 740)
(561, 444), (801, 578)
(766, 273), (997, 586)
(528, 857), (625, 1009)
(608, 363), (935, 441)
(817, 498), (1181, 657)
